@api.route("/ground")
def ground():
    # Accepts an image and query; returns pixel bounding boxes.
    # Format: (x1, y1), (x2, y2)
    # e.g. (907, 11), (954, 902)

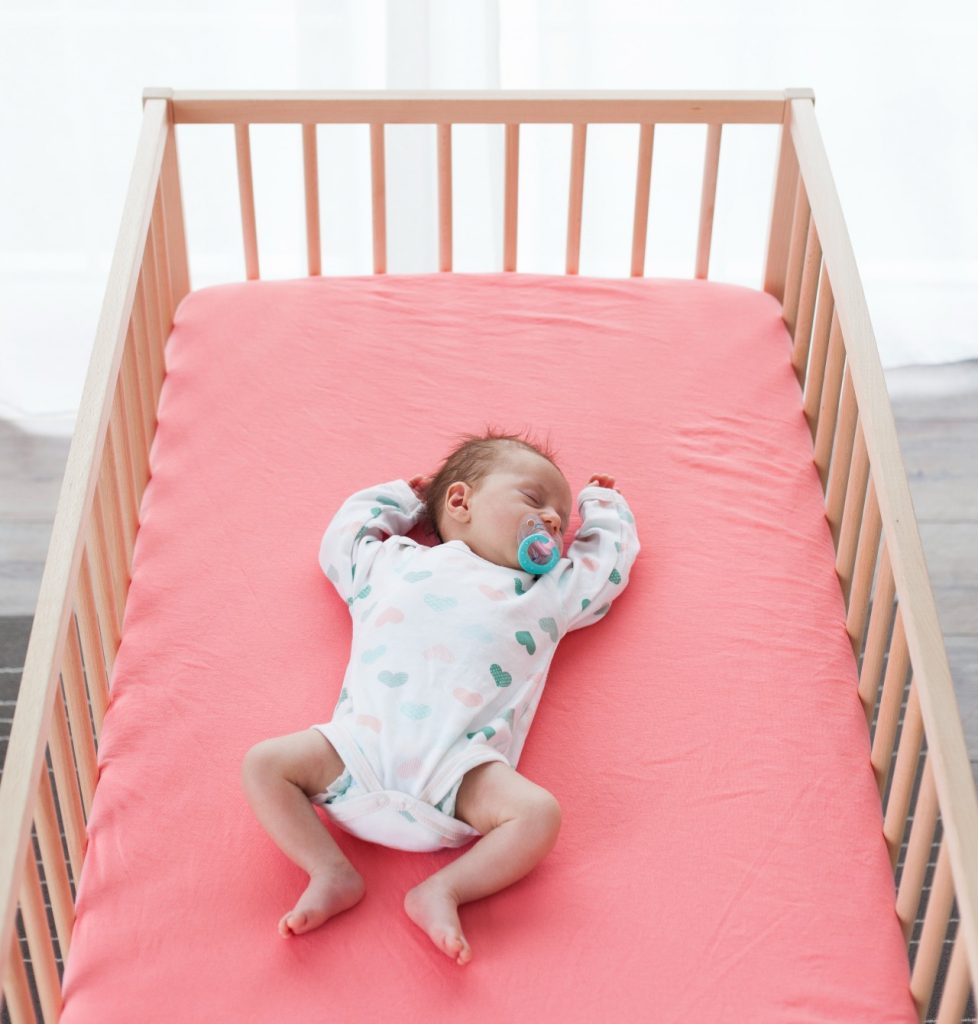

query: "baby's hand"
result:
(408, 474), (434, 499)
(587, 473), (619, 492)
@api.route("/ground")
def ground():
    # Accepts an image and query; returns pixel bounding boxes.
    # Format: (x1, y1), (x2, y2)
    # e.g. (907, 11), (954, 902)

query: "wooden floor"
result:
(2, 360), (977, 790)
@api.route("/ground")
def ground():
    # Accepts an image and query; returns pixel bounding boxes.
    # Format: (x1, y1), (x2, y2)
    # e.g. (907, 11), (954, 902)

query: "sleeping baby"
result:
(242, 430), (640, 965)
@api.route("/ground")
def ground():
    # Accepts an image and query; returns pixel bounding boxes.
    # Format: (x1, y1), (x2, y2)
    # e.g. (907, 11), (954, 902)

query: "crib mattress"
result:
(61, 273), (916, 1023)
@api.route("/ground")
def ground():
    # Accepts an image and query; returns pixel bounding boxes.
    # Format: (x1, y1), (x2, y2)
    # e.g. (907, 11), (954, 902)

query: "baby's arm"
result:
(550, 473), (640, 633)
(319, 478), (425, 606)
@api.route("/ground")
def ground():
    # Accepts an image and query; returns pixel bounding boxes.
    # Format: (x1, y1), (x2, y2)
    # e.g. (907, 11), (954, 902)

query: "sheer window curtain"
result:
(1, 0), (976, 433)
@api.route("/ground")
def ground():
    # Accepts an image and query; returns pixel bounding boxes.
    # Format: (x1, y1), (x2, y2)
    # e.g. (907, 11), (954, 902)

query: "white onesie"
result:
(310, 478), (640, 852)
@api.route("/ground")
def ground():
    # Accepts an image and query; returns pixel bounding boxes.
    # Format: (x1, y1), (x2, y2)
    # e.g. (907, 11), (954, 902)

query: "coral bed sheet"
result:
(61, 273), (915, 1023)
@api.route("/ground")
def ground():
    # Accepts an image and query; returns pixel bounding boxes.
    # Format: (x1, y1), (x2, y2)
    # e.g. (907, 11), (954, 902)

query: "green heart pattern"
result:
(378, 670), (408, 687)
(400, 702), (432, 720)
(467, 725), (496, 740)
(515, 631), (536, 655)
(538, 617), (558, 642)
(346, 584), (372, 607)
(490, 664), (512, 688)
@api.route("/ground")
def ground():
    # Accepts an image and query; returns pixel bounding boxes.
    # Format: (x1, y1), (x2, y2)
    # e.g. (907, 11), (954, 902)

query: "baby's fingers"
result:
(408, 474), (433, 498)
(588, 473), (618, 491)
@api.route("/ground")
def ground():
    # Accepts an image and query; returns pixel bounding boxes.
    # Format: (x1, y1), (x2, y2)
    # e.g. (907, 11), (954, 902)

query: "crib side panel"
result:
(775, 95), (978, 1023)
(0, 95), (188, 1021)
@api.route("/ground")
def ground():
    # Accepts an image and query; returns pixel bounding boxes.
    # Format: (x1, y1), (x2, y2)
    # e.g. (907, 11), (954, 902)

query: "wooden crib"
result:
(1, 88), (975, 1023)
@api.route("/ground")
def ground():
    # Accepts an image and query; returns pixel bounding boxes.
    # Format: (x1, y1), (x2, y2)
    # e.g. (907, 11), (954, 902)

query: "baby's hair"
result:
(423, 428), (561, 541)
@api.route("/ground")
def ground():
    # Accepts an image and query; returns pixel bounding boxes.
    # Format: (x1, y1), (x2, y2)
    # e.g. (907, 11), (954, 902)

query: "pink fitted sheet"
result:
(61, 273), (915, 1023)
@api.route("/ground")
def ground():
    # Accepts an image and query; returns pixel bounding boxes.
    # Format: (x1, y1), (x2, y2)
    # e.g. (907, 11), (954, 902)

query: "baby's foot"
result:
(278, 863), (365, 937)
(403, 879), (472, 965)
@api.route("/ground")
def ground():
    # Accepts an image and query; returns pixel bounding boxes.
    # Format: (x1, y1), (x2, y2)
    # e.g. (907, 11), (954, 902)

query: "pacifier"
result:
(517, 516), (561, 575)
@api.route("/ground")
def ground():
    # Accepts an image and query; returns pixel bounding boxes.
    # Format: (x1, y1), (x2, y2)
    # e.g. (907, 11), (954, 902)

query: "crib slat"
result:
(936, 928), (973, 1023)
(857, 529), (892, 715)
(151, 189), (173, 331)
(76, 551), (110, 730)
(370, 123), (387, 274)
(302, 124), (321, 276)
(138, 242), (165, 410)
(781, 178), (810, 336)
(825, 365), (857, 546)
(802, 268), (833, 436)
(109, 392), (137, 572)
(61, 623), (98, 815)
(695, 123), (721, 280)
(95, 442), (128, 633)
(847, 474), (882, 658)
(84, 516), (119, 677)
(898, 757), (937, 942)
(135, 274), (163, 421)
(20, 849), (61, 1023)
(630, 124), (654, 277)
(835, 422), (869, 602)
(234, 123), (260, 280)
(437, 123), (452, 272)
(883, 679), (922, 871)
(129, 310), (157, 466)
(145, 199), (168, 348)
(871, 606), (909, 798)
(2, 926), (35, 1023)
(911, 838), (954, 1019)
(566, 123), (587, 275)
(120, 336), (147, 500)
(49, 687), (86, 881)
(35, 769), (74, 961)
(121, 331), (150, 501)
(790, 218), (822, 385)
(503, 124), (519, 271)
(813, 314), (845, 491)
(160, 113), (190, 308)
(764, 115), (799, 304)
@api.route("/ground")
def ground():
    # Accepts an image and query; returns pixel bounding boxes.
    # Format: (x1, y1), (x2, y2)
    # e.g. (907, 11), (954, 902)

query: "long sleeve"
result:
(550, 484), (640, 633)
(319, 479), (424, 608)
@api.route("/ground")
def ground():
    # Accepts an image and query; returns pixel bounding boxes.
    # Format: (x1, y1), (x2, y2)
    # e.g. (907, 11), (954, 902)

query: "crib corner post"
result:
(764, 90), (813, 306)
(143, 88), (191, 309)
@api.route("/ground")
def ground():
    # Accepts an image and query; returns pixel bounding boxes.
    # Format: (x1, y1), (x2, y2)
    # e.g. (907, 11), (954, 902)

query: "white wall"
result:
(1, 0), (976, 435)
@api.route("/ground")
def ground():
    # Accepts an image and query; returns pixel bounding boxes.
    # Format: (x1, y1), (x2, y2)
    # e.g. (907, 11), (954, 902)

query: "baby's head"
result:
(424, 430), (572, 571)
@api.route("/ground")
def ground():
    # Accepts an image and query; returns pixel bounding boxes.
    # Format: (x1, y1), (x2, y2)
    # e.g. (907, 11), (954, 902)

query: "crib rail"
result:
(773, 96), (978, 1022)
(0, 89), (975, 1022)
(172, 88), (789, 280)
(0, 97), (187, 1021)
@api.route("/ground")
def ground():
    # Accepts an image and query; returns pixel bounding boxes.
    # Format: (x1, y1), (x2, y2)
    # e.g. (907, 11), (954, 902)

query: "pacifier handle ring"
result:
(518, 532), (560, 575)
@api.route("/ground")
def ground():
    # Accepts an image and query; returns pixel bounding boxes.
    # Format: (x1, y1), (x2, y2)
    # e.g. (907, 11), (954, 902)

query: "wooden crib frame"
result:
(1, 88), (976, 1022)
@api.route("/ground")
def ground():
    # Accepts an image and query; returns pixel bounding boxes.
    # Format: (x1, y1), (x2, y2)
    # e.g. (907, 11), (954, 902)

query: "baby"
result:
(242, 431), (639, 965)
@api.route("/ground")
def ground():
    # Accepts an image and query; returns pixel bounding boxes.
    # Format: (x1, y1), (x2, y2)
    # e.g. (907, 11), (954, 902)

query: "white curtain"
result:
(2, 0), (976, 433)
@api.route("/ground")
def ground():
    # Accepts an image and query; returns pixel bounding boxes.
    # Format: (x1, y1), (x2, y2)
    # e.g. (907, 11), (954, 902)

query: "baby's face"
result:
(446, 448), (572, 571)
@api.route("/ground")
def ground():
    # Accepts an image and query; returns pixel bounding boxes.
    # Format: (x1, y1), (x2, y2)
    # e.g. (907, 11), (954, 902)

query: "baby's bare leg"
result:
(404, 762), (561, 965)
(241, 729), (365, 936)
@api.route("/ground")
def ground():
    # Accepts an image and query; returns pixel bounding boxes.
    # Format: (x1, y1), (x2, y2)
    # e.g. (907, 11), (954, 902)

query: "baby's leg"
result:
(241, 729), (365, 936)
(404, 762), (561, 965)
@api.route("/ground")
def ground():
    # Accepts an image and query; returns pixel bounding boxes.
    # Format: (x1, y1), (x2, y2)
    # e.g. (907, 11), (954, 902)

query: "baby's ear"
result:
(444, 481), (472, 523)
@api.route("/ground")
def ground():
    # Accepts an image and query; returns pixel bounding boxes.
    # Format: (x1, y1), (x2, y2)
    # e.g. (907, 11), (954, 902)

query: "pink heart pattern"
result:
(376, 607), (404, 627)
(452, 688), (484, 708)
(423, 644), (455, 663)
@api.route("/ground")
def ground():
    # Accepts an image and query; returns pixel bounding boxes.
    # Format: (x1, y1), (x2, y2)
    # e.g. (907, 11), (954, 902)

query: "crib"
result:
(1, 88), (976, 1022)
